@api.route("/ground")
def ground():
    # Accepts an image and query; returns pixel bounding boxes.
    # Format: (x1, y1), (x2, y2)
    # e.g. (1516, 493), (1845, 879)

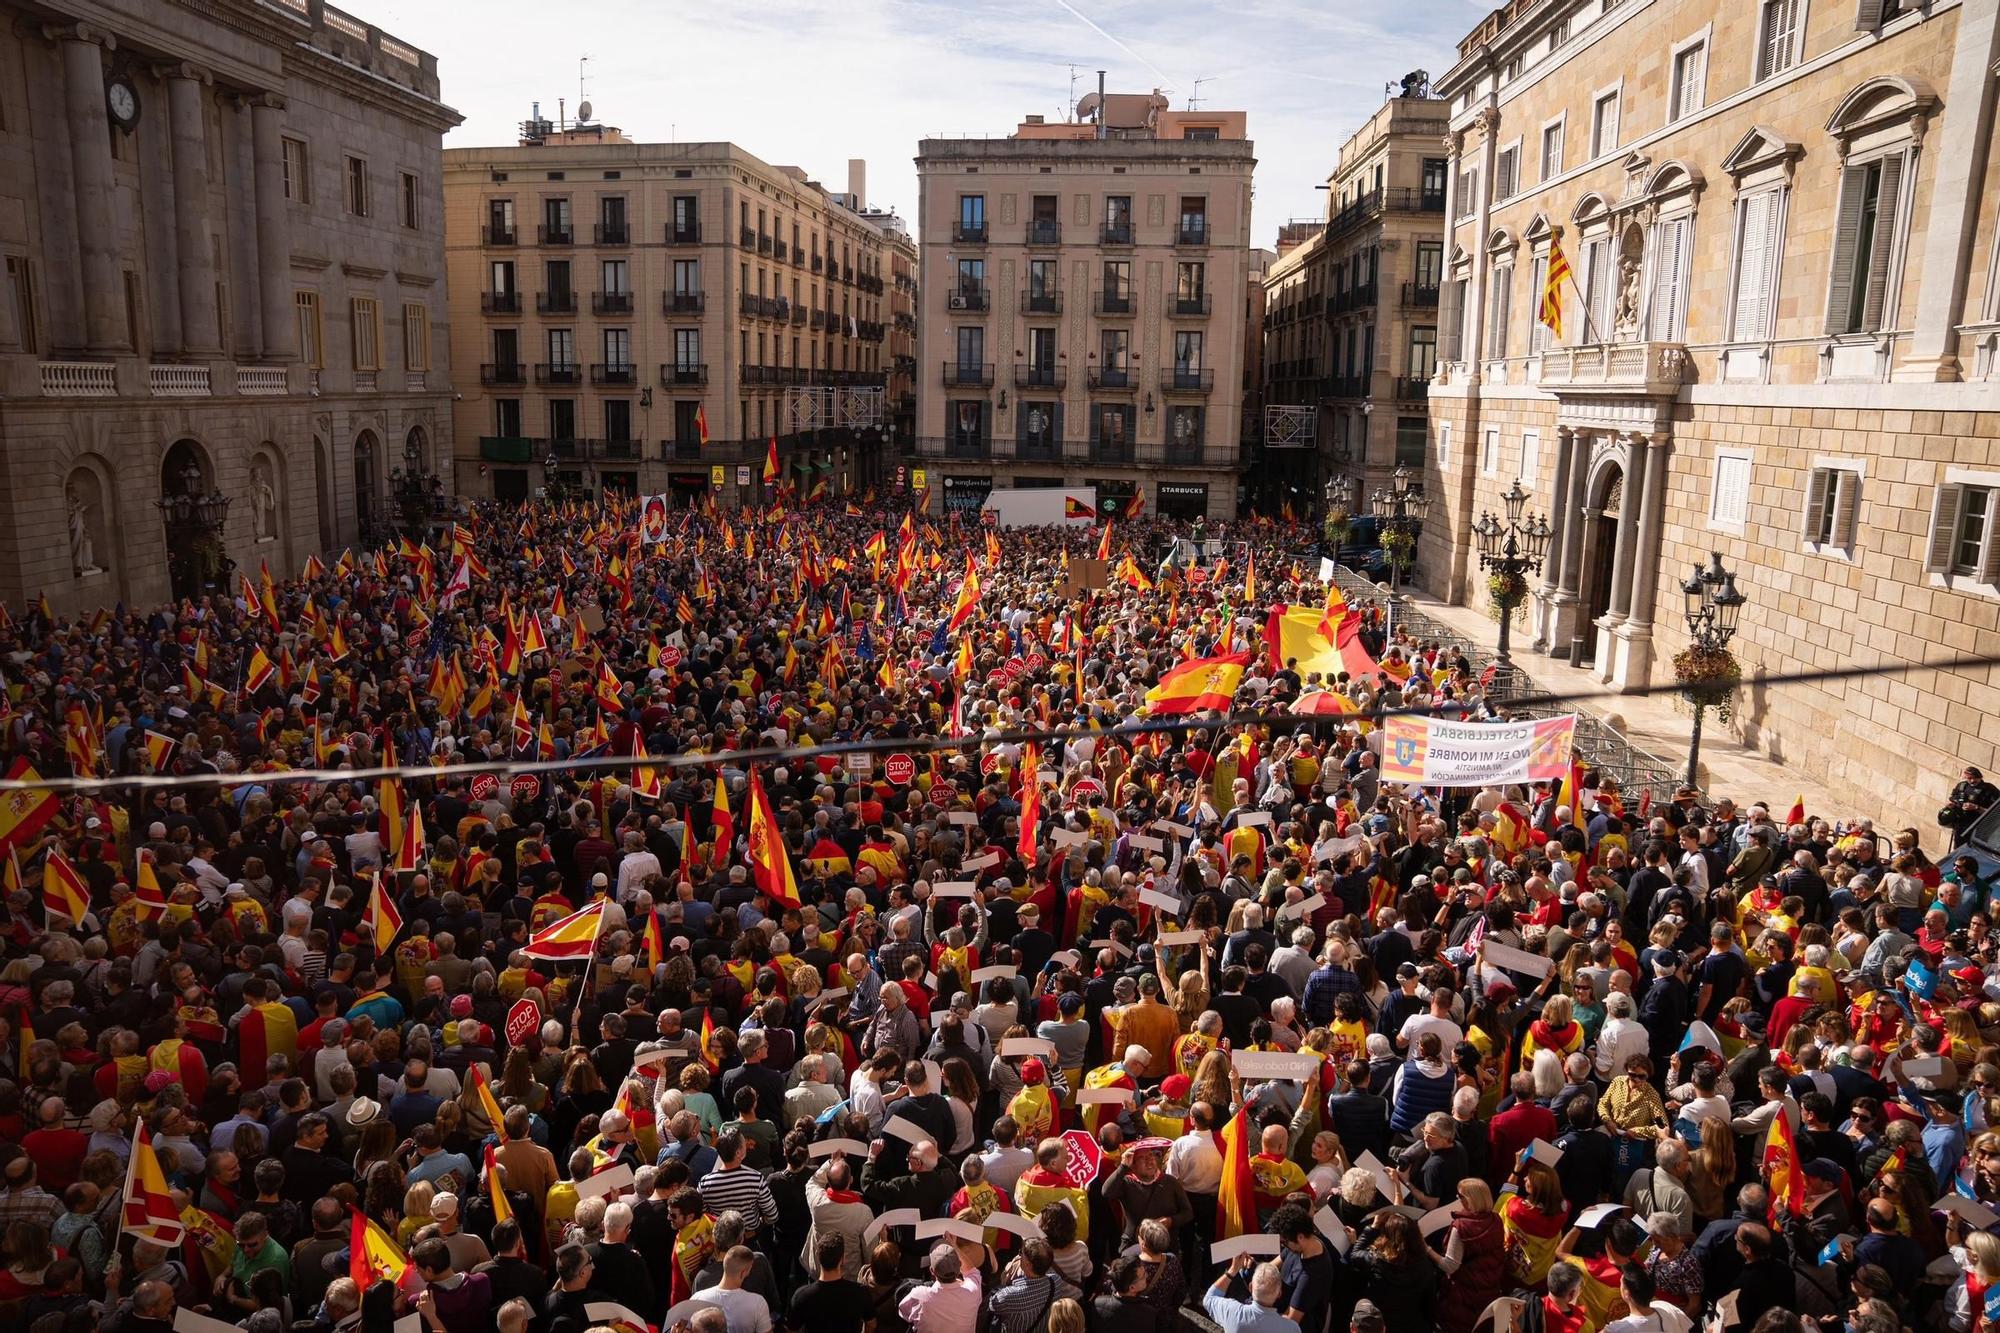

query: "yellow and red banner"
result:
(1143, 651), (1250, 717)
(1379, 714), (1577, 788)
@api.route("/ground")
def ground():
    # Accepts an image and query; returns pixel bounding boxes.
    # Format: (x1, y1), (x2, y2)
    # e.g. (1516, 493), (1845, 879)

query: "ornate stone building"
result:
(0, 0), (459, 610)
(1428, 0), (2000, 826)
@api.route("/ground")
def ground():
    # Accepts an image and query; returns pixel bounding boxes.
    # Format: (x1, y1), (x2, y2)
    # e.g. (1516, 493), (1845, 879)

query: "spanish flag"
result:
(122, 1121), (187, 1245)
(469, 1063), (506, 1137)
(1143, 651), (1250, 717)
(763, 436), (781, 485)
(144, 730), (176, 772)
(747, 768), (801, 910)
(363, 872), (401, 957)
(1215, 1104), (1258, 1240)
(349, 1206), (415, 1293)
(42, 849), (90, 924)
(1568, 760), (1586, 830)
(947, 557), (981, 634)
(524, 898), (607, 961)
(804, 837), (853, 877)
(1124, 489), (1146, 520)
(134, 853), (168, 921)
(954, 634), (974, 683)
(1785, 795), (1805, 827)
(395, 801), (426, 874)
(695, 404), (710, 447)
(483, 1143), (512, 1223)
(642, 911), (665, 971)
(1763, 1101), (1804, 1219)
(0, 758), (58, 853)
(699, 1009), (720, 1072)
(1064, 496), (1093, 521)
(1095, 521), (1114, 563)
(1243, 552), (1257, 607)
(1018, 746), (1042, 867)
(710, 776), (734, 870)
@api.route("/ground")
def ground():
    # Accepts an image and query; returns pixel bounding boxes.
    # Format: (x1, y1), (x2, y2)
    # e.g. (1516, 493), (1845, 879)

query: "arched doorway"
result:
(354, 430), (378, 544)
(315, 437), (335, 552)
(1576, 460), (1624, 667)
(159, 439), (224, 602)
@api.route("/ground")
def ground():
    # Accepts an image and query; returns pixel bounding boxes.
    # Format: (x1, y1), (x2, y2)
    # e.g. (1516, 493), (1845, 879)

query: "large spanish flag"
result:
(1017, 745), (1043, 867)
(1215, 1104), (1258, 1240)
(524, 898), (607, 961)
(1763, 1102), (1804, 1219)
(122, 1120), (186, 1245)
(710, 776), (734, 869)
(1265, 604), (1379, 681)
(349, 1206), (417, 1292)
(1143, 651), (1251, 717)
(0, 759), (58, 853)
(42, 850), (90, 924)
(747, 768), (802, 910)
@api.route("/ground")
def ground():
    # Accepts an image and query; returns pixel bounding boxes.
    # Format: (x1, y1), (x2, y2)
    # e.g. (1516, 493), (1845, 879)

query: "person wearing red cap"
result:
(1007, 1057), (1061, 1140)
(1143, 1073), (1193, 1139)
(1101, 1137), (1191, 1248)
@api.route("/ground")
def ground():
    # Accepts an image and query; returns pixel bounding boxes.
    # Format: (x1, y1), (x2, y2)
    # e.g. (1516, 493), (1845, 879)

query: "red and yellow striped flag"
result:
(1540, 238), (1572, 340)
(42, 849), (90, 924)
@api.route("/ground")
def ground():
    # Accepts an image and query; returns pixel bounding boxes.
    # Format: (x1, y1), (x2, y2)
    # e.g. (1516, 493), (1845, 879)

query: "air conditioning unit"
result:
(946, 294), (971, 312)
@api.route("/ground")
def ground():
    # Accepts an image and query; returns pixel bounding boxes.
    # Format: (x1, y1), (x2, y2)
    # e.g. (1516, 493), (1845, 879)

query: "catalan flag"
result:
(523, 898), (607, 961)
(1540, 237), (1572, 341)
(1143, 651), (1250, 717)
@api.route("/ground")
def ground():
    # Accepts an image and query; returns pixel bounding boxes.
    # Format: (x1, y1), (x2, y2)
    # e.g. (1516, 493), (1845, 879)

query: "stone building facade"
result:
(1428, 0), (2000, 827)
(914, 95), (1257, 521)
(442, 128), (893, 509)
(0, 0), (459, 611)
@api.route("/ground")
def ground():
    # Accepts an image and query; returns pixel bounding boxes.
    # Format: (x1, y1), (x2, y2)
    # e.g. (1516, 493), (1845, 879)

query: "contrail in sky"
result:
(1051, 0), (1177, 90)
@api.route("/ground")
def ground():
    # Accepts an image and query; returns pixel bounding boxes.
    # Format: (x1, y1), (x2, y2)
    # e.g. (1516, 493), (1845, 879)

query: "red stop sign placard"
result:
(509, 774), (542, 804)
(1059, 1128), (1103, 1187)
(505, 999), (540, 1049)
(469, 773), (499, 802)
(883, 753), (916, 786)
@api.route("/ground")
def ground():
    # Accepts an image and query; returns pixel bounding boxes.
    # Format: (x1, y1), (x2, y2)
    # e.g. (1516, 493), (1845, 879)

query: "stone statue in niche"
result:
(253, 460), (277, 542)
(1613, 254), (1643, 341)
(67, 484), (100, 576)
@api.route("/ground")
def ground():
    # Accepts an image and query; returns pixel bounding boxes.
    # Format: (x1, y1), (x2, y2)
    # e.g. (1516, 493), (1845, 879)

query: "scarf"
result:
(671, 1214), (716, 1305)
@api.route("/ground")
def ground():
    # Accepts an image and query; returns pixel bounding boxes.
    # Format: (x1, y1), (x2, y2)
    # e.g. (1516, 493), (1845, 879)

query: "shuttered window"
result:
(1582, 238), (1613, 343)
(1926, 485), (2000, 581)
(1672, 42), (1706, 119)
(1650, 217), (1691, 341)
(1731, 190), (1785, 342)
(1757, 0), (1802, 81)
(1592, 92), (1620, 157)
(350, 296), (379, 371)
(1487, 265), (1513, 358)
(1712, 454), (1751, 529)
(1804, 465), (1862, 553)
(1826, 153), (1907, 335)
(1528, 255), (1553, 352)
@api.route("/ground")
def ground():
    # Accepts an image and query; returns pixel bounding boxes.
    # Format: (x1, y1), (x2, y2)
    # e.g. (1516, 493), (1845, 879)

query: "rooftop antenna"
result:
(578, 55), (591, 111)
(1068, 64), (1080, 121)
(1189, 76), (1210, 111)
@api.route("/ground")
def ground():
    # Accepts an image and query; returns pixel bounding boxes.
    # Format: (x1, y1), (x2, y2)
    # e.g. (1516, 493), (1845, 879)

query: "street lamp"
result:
(1678, 550), (1747, 789)
(1370, 466), (1433, 636)
(1473, 480), (1553, 672)
(154, 460), (233, 598)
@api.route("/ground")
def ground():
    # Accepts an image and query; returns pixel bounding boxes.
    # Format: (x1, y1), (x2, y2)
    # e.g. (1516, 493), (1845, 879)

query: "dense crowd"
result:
(0, 495), (1991, 1333)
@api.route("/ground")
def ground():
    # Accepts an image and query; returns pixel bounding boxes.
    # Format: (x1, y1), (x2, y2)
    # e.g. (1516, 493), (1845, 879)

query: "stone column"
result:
(249, 95), (295, 361)
(1568, 510), (1599, 666)
(1627, 436), (1672, 629)
(52, 25), (125, 352)
(164, 63), (220, 355)
(1606, 434), (1646, 622)
(1463, 108), (1501, 376)
(1531, 425), (1575, 652)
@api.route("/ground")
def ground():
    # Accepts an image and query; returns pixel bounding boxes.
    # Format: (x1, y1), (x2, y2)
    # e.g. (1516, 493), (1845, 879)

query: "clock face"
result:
(107, 81), (137, 126)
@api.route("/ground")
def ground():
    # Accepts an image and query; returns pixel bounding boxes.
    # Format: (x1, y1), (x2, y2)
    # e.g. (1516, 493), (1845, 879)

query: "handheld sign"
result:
(932, 881), (977, 899)
(884, 753), (917, 785)
(1158, 930), (1205, 946)
(808, 1139), (871, 1158)
(510, 774), (542, 804)
(1481, 941), (1555, 980)
(1090, 938), (1133, 959)
(947, 811), (980, 826)
(1137, 888), (1182, 913)
(505, 999), (540, 1049)
(985, 1212), (1045, 1240)
(863, 1208), (921, 1246)
(1059, 1128), (1102, 1187)
(1210, 1235), (1282, 1263)
(574, 1164), (635, 1200)
(1231, 1050), (1320, 1080)
(1575, 1203), (1627, 1228)
(963, 851), (1001, 871)
(1127, 834), (1165, 853)
(469, 773), (499, 803)
(1075, 1087), (1134, 1105)
(1001, 1037), (1057, 1058)
(1275, 892), (1327, 922)
(883, 1116), (931, 1145)
(971, 965), (1014, 983)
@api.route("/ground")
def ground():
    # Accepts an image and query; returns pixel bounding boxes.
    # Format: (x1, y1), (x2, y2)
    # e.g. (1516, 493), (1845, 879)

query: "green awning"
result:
(479, 436), (534, 464)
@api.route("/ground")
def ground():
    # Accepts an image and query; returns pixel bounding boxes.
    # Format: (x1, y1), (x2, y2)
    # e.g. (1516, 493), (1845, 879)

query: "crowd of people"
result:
(0, 494), (1990, 1333)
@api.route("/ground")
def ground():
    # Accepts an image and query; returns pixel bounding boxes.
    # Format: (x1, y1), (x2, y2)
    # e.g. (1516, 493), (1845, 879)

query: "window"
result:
(1495, 146), (1519, 202)
(1396, 418), (1427, 468)
(1827, 154), (1907, 335)
(1804, 464), (1862, 552)
(282, 137), (309, 203)
(601, 259), (629, 295)
(293, 290), (319, 367)
(1101, 328), (1129, 372)
(345, 156), (368, 216)
(1409, 326), (1437, 381)
(1481, 428), (1500, 477)
(1711, 452), (1751, 530)
(1650, 216), (1692, 341)
(1672, 41), (1707, 119)
(1487, 264), (1514, 358)
(673, 259), (699, 294)
(1541, 122), (1564, 181)
(1592, 91), (1621, 157)
(1730, 190), (1786, 341)
(1519, 429), (1541, 487)
(402, 302), (427, 371)
(1456, 168), (1477, 219)
(955, 258), (984, 294)
(1528, 253), (1553, 353)
(955, 326), (984, 369)
(1551, 16), (1571, 45)
(673, 195), (698, 237)
(958, 194), (985, 236)
(1757, 0), (1802, 81)
(548, 329), (575, 367)
(495, 399), (522, 437)
(549, 399), (576, 440)
(1928, 483), (2000, 580)
(1415, 242), (1444, 291)
(1173, 330), (1203, 373)
(7, 256), (37, 354)
(400, 171), (419, 229)
(490, 260), (515, 295)
(603, 328), (630, 368)
(1438, 422), (1451, 467)
(1582, 235), (1616, 341)
(674, 328), (700, 370)
(349, 296), (379, 369)
(605, 399), (632, 442)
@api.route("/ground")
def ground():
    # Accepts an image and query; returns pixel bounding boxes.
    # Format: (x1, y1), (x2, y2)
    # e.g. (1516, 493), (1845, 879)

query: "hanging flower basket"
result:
(1381, 528), (1414, 555)
(1486, 570), (1528, 624)
(1673, 644), (1742, 722)
(1323, 509), (1352, 549)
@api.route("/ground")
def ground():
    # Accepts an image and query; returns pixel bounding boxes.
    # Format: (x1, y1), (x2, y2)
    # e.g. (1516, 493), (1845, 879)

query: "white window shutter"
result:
(1826, 165), (1868, 334)
(1530, 256), (1550, 351)
(1651, 219), (1688, 341)
(1733, 193), (1776, 342)
(1927, 485), (1964, 571)
(1803, 468), (1830, 543)
(1982, 497), (2000, 583)
(1831, 470), (1860, 550)
(1855, 0), (1887, 30)
(1859, 151), (1907, 333)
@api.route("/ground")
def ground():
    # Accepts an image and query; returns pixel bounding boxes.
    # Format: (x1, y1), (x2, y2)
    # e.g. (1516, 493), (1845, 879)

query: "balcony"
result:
(1026, 219), (1061, 246)
(1394, 376), (1430, 401)
(666, 438), (704, 460)
(772, 240), (788, 263)
(757, 233), (773, 255)
(1013, 364), (1066, 390)
(1350, 282), (1378, 310)
(1095, 291), (1133, 317)
(1170, 294), (1211, 317)
(842, 265), (854, 284)
(479, 436), (535, 464)
(537, 290), (576, 315)
(149, 363), (211, 396)
(236, 365), (287, 395)
(1176, 220), (1209, 246)
(544, 437), (580, 461)
(791, 245), (806, 269)
(482, 223), (517, 246)
(1160, 368), (1215, 394)
(1411, 190), (1448, 213)
(1100, 221), (1133, 245)
(1165, 442), (1207, 466)
(1401, 282), (1440, 309)
(534, 362), (582, 386)
(538, 223), (573, 245)
(791, 306), (807, 327)
(952, 221), (988, 244)
(664, 291), (706, 315)
(1087, 367), (1135, 390)
(1537, 341), (1689, 396)
(666, 222), (701, 245)
(482, 291), (521, 314)
(599, 438), (641, 461)
(941, 362), (994, 388)
(592, 291), (633, 315)
(590, 362), (636, 386)
(593, 221), (630, 246)
(481, 362), (526, 386)
(739, 365), (771, 385)
(811, 255), (823, 274)
(945, 287), (990, 313)
(740, 226), (757, 250)
(739, 294), (770, 319)
(1021, 289), (1064, 315)
(1090, 438), (1135, 463)
(660, 363), (709, 386)
(811, 310), (826, 331)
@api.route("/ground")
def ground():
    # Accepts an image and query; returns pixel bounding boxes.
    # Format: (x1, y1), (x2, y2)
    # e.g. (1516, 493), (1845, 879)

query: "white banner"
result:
(1378, 713), (1577, 787)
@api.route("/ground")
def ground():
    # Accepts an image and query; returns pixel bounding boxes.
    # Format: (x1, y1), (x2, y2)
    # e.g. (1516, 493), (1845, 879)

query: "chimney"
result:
(1096, 70), (1106, 139)
(847, 159), (866, 210)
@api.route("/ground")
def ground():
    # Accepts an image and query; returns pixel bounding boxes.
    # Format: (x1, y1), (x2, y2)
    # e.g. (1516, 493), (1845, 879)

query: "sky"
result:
(374, 0), (1483, 251)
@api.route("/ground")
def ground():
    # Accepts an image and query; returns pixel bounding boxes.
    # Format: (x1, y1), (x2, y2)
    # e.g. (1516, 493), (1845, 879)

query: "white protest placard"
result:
(1900, 1055), (1949, 1079)
(1048, 950), (1080, 970)
(1527, 1138), (1564, 1168)
(1051, 828), (1088, 849)
(915, 1218), (989, 1242)
(1239, 811), (1272, 827)
(863, 1208), (921, 1245)
(819, 987), (850, 1003)
(846, 753), (874, 777)
(1276, 892), (1327, 922)
(176, 1311), (247, 1333)
(1158, 929), (1206, 946)
(1156, 820), (1194, 838)
(923, 972), (939, 989)
(394, 1318), (421, 1333)
(1357, 1151), (1399, 1203)
(632, 1047), (677, 1073)
(1481, 941), (1555, 980)
(932, 881), (978, 898)
(1075, 1087), (1134, 1106)
(1716, 1292), (1741, 1330)
(809, 1138), (871, 1158)
(883, 1116), (932, 1145)
(1575, 1203), (1626, 1228)
(1313, 1205), (1350, 1255)
(922, 1059), (943, 1090)
(1209, 1234), (1283, 1263)
(963, 851), (1001, 871)
(1137, 888), (1182, 913)
(947, 811), (979, 826)
(587, 1304), (657, 1333)
(972, 965), (1014, 983)
(1939, 1194), (2000, 1229)
(1090, 938), (1133, 958)
(1314, 832), (1368, 866)
(1231, 1050), (1320, 1081)
(1319, 557), (1336, 583)
(1480, 1298), (1523, 1333)
(1001, 1037), (1057, 1058)
(1128, 834), (1165, 853)
(1418, 1206), (1457, 1236)
(574, 1163), (635, 1200)
(661, 1300), (721, 1330)
(985, 1212), (1045, 1240)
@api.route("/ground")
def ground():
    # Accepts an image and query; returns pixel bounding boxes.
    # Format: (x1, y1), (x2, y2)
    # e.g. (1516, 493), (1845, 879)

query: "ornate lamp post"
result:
(1370, 465), (1433, 636)
(1675, 551), (1747, 790)
(1473, 480), (1553, 669)
(154, 460), (233, 599)
(390, 436), (437, 536)
(1322, 473), (1354, 552)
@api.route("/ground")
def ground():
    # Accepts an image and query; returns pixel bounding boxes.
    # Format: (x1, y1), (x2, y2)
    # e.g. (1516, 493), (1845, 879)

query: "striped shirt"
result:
(698, 1162), (778, 1234)
(987, 1273), (1076, 1333)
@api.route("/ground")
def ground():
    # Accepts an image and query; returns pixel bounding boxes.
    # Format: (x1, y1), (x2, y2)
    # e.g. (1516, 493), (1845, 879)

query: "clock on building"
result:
(105, 78), (139, 130)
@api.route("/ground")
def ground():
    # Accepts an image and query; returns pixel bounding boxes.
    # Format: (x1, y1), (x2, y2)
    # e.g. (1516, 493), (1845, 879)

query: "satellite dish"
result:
(577, 99), (593, 123)
(1076, 92), (1101, 118)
